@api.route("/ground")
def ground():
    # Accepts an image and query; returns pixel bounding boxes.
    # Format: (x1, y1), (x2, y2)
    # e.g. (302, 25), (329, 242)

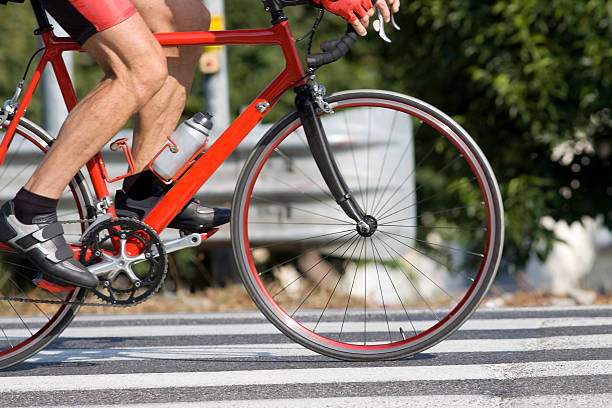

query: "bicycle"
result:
(0, 0), (504, 369)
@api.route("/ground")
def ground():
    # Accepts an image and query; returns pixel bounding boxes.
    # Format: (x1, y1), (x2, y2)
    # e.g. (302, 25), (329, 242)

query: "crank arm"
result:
(162, 232), (203, 254)
(86, 230), (216, 276)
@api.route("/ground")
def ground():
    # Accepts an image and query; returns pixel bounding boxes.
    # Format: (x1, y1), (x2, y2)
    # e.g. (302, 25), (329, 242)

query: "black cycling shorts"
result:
(40, 0), (136, 46)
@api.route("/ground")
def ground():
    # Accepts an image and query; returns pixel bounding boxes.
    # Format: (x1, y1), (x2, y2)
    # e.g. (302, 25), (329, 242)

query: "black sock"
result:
(13, 188), (59, 224)
(122, 170), (168, 200)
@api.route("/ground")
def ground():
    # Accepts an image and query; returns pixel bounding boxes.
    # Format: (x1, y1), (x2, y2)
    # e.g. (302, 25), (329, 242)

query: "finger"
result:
(359, 12), (370, 28)
(389, 0), (400, 14)
(375, 0), (390, 22)
(362, 0), (375, 17)
(354, 4), (370, 27)
(350, 20), (367, 36)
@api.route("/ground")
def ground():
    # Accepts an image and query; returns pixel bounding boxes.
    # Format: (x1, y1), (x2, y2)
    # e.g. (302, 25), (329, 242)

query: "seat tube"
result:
(294, 85), (365, 223)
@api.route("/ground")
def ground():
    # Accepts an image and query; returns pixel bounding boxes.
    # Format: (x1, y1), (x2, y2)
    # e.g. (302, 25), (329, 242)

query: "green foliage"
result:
(0, 4), (40, 122)
(387, 0), (612, 271)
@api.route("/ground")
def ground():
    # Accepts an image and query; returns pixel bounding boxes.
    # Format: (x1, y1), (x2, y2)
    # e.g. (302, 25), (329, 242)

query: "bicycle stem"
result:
(295, 85), (366, 223)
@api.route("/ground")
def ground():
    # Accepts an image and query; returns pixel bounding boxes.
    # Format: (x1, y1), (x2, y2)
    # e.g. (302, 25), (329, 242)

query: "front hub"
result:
(356, 215), (378, 237)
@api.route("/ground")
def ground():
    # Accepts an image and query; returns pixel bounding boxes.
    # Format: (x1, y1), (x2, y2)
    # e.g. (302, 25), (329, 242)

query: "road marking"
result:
(2, 305), (611, 325)
(1, 360), (610, 393)
(3, 317), (611, 338)
(23, 334), (612, 363)
(56, 394), (612, 408)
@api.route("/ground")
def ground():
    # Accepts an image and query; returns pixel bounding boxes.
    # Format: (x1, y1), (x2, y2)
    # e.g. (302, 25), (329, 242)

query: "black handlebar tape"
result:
(307, 26), (358, 68)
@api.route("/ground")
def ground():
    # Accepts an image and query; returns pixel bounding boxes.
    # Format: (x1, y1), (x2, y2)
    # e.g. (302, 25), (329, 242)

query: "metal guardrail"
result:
(1, 109), (415, 250)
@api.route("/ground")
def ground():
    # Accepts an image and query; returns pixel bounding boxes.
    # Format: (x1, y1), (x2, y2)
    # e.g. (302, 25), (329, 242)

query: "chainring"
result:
(79, 217), (167, 306)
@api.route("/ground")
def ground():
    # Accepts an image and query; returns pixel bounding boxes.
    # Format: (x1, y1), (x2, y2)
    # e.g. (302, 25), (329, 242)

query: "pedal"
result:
(33, 274), (75, 293)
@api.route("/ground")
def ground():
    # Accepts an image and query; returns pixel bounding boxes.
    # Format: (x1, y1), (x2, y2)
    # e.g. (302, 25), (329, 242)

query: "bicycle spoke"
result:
(371, 120), (429, 215)
(0, 156), (38, 193)
(375, 235), (440, 320)
(370, 110), (399, 218)
(289, 234), (362, 317)
(339, 237), (366, 342)
(377, 231), (456, 304)
(251, 228), (355, 251)
(365, 107), (371, 213)
(273, 232), (358, 298)
(377, 176), (477, 222)
(0, 135), (27, 182)
(251, 195), (353, 225)
(381, 204), (477, 225)
(343, 110), (365, 210)
(271, 146), (343, 214)
(8, 277), (50, 320)
(7, 300), (33, 337)
(382, 230), (485, 258)
(370, 239), (392, 343)
(363, 234), (368, 345)
(370, 238), (417, 337)
(377, 223), (486, 231)
(377, 154), (466, 220)
(257, 230), (355, 277)
(313, 234), (363, 333)
(0, 325), (14, 348)
(370, 134), (422, 216)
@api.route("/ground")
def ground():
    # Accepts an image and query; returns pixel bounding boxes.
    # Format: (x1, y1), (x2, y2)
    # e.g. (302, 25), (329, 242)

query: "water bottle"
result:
(149, 112), (213, 181)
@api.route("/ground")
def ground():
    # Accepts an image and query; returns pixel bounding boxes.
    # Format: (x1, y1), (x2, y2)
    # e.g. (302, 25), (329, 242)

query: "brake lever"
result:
(390, 6), (400, 30)
(372, 1), (400, 43)
(372, 9), (391, 43)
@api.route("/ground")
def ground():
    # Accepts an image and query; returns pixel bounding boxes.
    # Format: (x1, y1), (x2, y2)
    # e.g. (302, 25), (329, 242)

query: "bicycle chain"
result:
(0, 294), (130, 308)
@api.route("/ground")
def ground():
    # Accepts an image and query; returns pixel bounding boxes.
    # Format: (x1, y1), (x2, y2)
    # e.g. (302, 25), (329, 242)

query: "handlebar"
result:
(263, 0), (399, 69)
(306, 25), (359, 69)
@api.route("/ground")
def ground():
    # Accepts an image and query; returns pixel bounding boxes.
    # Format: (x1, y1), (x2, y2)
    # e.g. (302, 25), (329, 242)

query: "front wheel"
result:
(232, 90), (504, 361)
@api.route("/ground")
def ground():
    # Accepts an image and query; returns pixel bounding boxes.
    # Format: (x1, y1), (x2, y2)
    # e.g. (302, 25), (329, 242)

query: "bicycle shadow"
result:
(1, 339), (436, 373)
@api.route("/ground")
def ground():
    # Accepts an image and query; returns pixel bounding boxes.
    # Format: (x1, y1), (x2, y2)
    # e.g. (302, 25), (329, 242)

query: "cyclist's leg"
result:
(114, 0), (230, 233)
(0, 11), (167, 288)
(129, 0), (211, 170)
(24, 13), (168, 199)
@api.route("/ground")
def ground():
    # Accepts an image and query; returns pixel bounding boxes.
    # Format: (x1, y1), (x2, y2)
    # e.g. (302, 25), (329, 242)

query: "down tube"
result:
(143, 71), (297, 233)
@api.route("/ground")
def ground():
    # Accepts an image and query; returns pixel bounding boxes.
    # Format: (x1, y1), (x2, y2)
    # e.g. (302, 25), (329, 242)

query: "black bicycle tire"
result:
(0, 117), (92, 370)
(231, 89), (504, 361)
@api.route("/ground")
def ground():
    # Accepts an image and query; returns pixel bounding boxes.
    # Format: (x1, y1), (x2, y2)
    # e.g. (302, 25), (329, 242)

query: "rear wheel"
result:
(0, 118), (93, 369)
(232, 90), (504, 360)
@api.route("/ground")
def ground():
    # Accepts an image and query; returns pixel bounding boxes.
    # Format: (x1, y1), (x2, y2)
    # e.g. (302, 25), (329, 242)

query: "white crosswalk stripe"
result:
(4, 316), (611, 338)
(54, 394), (612, 408)
(1, 306), (610, 407)
(2, 360), (611, 392)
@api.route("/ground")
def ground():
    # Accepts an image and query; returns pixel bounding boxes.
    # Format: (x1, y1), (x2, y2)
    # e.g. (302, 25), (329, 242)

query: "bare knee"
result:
(127, 53), (168, 106)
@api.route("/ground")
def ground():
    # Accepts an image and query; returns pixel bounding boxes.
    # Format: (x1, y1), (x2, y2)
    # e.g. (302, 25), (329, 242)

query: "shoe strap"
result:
(14, 221), (74, 264)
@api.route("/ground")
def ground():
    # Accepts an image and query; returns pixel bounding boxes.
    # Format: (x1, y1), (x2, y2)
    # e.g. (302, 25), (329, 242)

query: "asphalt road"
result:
(0, 305), (610, 407)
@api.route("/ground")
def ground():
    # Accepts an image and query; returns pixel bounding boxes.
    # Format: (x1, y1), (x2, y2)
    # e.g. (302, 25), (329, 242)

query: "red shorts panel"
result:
(68, 0), (136, 32)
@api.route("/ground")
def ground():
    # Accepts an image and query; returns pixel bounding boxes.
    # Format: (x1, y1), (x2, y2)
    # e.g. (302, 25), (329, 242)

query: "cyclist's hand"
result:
(314, 0), (376, 36)
(374, 0), (400, 23)
(314, 0), (401, 36)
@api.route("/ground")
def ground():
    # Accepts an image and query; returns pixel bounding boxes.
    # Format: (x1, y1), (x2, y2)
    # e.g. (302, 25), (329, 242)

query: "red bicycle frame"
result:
(0, 20), (308, 236)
